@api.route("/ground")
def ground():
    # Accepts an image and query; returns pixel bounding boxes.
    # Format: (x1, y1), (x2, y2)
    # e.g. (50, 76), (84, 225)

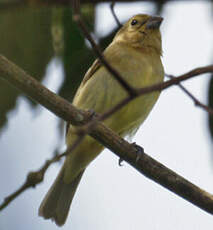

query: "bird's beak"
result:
(146, 16), (163, 29)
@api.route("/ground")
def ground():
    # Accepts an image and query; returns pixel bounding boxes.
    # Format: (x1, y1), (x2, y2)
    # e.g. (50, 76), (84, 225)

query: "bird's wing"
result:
(78, 43), (116, 89)
(66, 50), (107, 135)
(66, 43), (121, 135)
(81, 58), (101, 87)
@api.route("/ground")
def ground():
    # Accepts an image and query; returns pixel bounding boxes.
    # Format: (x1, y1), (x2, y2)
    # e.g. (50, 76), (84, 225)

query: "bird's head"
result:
(114, 14), (163, 55)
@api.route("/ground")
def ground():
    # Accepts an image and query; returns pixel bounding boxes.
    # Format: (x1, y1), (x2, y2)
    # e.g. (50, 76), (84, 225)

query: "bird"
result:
(39, 14), (164, 226)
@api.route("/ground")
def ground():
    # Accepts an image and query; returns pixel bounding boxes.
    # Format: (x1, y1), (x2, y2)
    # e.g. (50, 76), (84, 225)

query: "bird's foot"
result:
(87, 109), (97, 120)
(131, 142), (144, 163)
(118, 158), (124, 166)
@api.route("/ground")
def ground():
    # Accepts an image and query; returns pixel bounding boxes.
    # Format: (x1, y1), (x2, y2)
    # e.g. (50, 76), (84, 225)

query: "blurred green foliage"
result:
(0, 7), (53, 130)
(58, 6), (95, 101)
(58, 6), (117, 101)
(0, 5), (117, 136)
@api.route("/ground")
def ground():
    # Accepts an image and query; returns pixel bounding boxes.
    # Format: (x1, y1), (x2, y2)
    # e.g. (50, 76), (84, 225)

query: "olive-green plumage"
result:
(39, 14), (164, 226)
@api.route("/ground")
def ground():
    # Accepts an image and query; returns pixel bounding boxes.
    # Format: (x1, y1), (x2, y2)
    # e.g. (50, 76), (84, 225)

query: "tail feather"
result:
(39, 167), (84, 226)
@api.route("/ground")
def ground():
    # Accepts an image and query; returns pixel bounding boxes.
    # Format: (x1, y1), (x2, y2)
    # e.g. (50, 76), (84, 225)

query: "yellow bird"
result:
(39, 14), (164, 226)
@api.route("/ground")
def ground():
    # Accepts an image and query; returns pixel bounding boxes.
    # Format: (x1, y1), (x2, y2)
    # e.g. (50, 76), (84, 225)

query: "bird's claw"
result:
(118, 158), (124, 166)
(87, 109), (96, 119)
(131, 142), (144, 163)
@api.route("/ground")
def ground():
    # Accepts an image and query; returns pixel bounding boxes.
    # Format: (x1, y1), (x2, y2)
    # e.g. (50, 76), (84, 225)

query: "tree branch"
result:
(97, 65), (213, 123)
(1, 54), (213, 215)
(166, 74), (213, 115)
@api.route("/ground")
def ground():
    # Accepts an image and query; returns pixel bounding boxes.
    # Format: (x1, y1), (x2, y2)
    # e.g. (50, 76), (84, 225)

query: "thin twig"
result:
(136, 65), (213, 95)
(0, 134), (85, 211)
(110, 2), (122, 29)
(71, 0), (137, 97)
(166, 74), (213, 115)
(80, 65), (213, 135)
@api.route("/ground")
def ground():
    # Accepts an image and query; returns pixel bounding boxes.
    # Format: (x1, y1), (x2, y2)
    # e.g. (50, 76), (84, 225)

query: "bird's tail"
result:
(39, 166), (84, 226)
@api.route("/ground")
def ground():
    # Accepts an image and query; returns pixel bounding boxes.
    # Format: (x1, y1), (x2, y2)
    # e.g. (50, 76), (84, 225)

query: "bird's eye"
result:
(131, 19), (138, 26)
